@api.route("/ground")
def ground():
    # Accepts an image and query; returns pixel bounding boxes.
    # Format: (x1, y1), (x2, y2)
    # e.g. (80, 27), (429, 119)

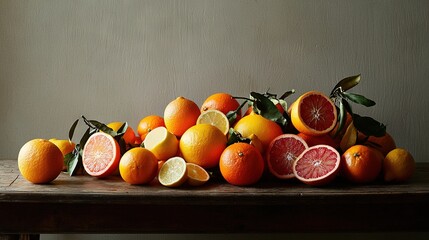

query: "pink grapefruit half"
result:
(82, 132), (121, 178)
(293, 144), (340, 186)
(266, 134), (309, 179)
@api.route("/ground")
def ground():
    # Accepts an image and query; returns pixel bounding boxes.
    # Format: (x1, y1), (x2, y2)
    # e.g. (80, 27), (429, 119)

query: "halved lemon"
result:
(143, 127), (178, 160)
(158, 157), (188, 187)
(196, 109), (229, 135)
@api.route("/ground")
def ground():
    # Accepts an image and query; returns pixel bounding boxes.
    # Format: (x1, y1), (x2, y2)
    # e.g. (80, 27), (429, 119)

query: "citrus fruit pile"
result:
(17, 75), (415, 186)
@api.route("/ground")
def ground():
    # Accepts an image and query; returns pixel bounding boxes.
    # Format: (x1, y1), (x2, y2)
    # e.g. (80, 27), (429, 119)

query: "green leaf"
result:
(331, 74), (361, 95)
(115, 122), (128, 137)
(68, 118), (79, 142)
(333, 99), (346, 137)
(227, 129), (250, 146)
(353, 114), (386, 137)
(250, 92), (287, 126)
(79, 128), (92, 151)
(279, 89), (295, 99)
(89, 120), (115, 135)
(64, 151), (79, 176)
(343, 92), (376, 107)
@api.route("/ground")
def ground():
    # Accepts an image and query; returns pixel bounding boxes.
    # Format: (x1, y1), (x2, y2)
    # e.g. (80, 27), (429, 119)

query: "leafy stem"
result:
(329, 75), (386, 138)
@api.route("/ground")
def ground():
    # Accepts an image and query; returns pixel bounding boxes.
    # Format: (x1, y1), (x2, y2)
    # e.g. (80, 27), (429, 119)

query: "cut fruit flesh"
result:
(196, 109), (230, 135)
(158, 157), (188, 187)
(186, 163), (210, 186)
(266, 134), (308, 179)
(82, 132), (121, 178)
(293, 144), (340, 186)
(291, 91), (337, 136)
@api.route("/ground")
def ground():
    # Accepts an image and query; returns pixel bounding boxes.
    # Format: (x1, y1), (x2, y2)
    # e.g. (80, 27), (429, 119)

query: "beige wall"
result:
(2, 0), (428, 162)
(1, 1), (429, 239)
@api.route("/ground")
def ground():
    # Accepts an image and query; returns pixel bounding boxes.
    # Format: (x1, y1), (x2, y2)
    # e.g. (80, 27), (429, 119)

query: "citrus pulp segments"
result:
(143, 126), (178, 160)
(186, 163), (210, 186)
(196, 109), (230, 135)
(266, 134), (308, 179)
(82, 132), (121, 178)
(291, 91), (337, 135)
(158, 157), (188, 187)
(293, 144), (340, 186)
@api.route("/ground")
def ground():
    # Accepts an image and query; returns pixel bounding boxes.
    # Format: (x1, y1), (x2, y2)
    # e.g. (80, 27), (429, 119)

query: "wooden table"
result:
(1, 159), (429, 236)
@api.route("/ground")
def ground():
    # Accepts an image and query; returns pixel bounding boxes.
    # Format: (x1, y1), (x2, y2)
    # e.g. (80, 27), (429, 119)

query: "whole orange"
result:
(219, 142), (265, 186)
(358, 132), (396, 156)
(137, 115), (165, 141)
(341, 145), (383, 184)
(119, 147), (158, 185)
(201, 92), (241, 117)
(164, 96), (200, 137)
(18, 139), (64, 184)
(179, 124), (227, 169)
(233, 113), (283, 154)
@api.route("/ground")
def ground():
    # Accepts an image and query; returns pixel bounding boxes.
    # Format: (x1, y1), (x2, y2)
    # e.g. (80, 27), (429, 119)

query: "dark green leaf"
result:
(227, 129), (250, 146)
(331, 74), (361, 95)
(333, 99), (346, 137)
(250, 92), (287, 126)
(279, 89), (295, 99)
(353, 114), (386, 137)
(64, 152), (79, 176)
(115, 122), (128, 137)
(343, 92), (376, 107)
(89, 120), (115, 135)
(68, 118), (79, 142)
(79, 128), (91, 150)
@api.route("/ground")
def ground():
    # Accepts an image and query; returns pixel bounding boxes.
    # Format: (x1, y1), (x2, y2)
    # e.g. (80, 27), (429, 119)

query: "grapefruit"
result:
(266, 134), (308, 179)
(293, 144), (341, 186)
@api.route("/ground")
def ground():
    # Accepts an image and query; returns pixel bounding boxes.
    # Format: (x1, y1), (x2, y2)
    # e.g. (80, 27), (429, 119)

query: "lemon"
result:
(158, 157), (188, 187)
(196, 109), (230, 135)
(383, 148), (415, 182)
(143, 127), (179, 160)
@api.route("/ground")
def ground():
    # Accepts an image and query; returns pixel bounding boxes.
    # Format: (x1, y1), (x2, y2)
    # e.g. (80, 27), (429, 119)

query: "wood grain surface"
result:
(1, 160), (429, 233)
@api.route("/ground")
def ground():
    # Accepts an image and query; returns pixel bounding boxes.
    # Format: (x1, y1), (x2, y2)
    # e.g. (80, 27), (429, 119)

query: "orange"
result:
(341, 145), (383, 184)
(164, 96), (201, 137)
(82, 132), (121, 178)
(107, 122), (136, 145)
(119, 147), (158, 185)
(49, 138), (76, 156)
(49, 138), (76, 170)
(290, 91), (337, 136)
(186, 163), (210, 186)
(137, 115), (165, 141)
(219, 142), (265, 186)
(383, 148), (415, 182)
(18, 139), (64, 184)
(201, 92), (241, 118)
(179, 124), (227, 169)
(233, 113), (283, 154)
(358, 132), (396, 156)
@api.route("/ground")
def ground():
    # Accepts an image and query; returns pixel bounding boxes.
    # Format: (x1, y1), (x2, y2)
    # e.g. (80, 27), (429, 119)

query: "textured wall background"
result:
(1, 0), (429, 238)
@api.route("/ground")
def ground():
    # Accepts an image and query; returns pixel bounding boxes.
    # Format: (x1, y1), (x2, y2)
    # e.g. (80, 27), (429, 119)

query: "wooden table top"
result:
(1, 159), (429, 234)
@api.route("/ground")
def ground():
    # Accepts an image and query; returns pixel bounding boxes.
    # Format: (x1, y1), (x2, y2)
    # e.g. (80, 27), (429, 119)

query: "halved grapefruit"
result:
(266, 134), (308, 179)
(290, 91), (337, 136)
(293, 144), (340, 186)
(82, 132), (121, 178)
